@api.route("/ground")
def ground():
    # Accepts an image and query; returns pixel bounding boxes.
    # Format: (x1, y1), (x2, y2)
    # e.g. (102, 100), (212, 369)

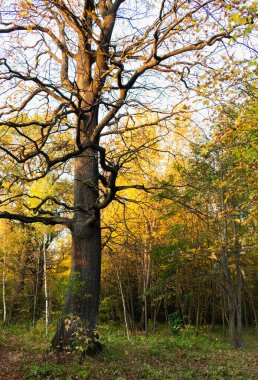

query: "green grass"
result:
(0, 322), (257, 380)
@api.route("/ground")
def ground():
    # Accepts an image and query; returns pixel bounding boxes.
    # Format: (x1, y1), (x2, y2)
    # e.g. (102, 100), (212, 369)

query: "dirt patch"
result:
(0, 334), (24, 380)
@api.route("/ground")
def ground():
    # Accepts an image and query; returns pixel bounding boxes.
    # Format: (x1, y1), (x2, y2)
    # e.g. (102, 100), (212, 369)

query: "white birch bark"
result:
(113, 261), (130, 340)
(32, 248), (41, 328)
(43, 234), (49, 337)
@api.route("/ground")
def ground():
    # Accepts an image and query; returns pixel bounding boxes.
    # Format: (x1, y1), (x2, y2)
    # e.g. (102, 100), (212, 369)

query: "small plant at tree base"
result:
(169, 311), (182, 335)
(55, 315), (102, 357)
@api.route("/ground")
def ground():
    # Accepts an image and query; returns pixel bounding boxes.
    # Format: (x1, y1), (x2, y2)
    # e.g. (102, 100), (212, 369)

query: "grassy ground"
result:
(0, 323), (257, 380)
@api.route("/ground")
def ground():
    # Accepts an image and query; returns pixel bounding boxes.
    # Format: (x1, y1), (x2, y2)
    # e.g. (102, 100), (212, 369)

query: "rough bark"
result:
(52, 112), (102, 353)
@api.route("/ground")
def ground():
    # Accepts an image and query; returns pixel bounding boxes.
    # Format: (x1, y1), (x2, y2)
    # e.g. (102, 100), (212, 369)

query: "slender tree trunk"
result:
(32, 247), (41, 328)
(220, 187), (238, 348)
(211, 290), (215, 333)
(195, 295), (200, 336)
(43, 235), (49, 337)
(115, 266), (130, 340)
(188, 298), (192, 325)
(221, 297), (226, 338)
(228, 298), (237, 348)
(140, 250), (148, 333)
(140, 280), (148, 333)
(140, 221), (153, 333)
(164, 302), (169, 325)
(233, 220), (244, 348)
(246, 279), (258, 339)
(2, 249), (6, 325)
(242, 292), (248, 328)
(176, 272), (185, 325)
(152, 300), (161, 333)
(8, 247), (30, 323)
(128, 283), (135, 332)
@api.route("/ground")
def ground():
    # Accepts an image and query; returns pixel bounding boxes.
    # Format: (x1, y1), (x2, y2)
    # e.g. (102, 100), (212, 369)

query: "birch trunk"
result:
(116, 266), (130, 340)
(43, 235), (49, 337)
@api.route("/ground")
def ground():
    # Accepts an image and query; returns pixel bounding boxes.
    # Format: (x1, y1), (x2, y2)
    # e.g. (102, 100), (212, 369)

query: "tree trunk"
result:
(220, 187), (238, 348)
(43, 235), (49, 337)
(128, 282), (135, 332)
(246, 278), (258, 339)
(2, 248), (6, 325)
(221, 297), (226, 338)
(195, 295), (200, 336)
(228, 296), (237, 348)
(210, 275), (216, 333)
(32, 247), (41, 328)
(52, 112), (102, 353)
(115, 266), (130, 340)
(152, 300), (161, 333)
(233, 220), (244, 348)
(8, 246), (31, 323)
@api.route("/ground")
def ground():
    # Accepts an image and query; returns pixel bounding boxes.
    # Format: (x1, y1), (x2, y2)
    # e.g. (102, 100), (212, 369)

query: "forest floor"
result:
(0, 323), (257, 380)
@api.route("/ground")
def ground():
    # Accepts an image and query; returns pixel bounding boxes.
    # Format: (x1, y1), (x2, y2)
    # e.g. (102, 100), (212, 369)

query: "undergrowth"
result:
(1, 322), (257, 380)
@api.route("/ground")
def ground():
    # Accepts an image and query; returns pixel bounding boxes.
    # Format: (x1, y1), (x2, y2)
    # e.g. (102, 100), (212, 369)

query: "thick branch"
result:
(0, 211), (72, 228)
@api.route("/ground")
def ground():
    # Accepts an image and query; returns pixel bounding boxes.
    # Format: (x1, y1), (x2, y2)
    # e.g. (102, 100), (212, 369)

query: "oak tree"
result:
(0, 0), (254, 350)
